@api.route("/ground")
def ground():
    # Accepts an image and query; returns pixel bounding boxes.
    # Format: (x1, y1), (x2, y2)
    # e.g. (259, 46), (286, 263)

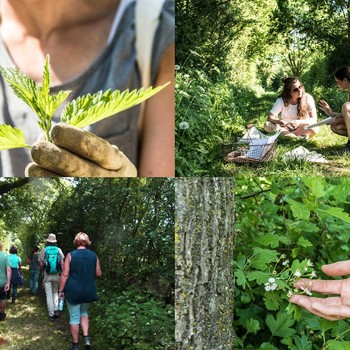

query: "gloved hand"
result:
(25, 123), (137, 177)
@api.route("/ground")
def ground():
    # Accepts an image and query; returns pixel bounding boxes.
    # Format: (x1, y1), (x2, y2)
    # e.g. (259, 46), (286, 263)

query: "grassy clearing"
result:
(218, 93), (350, 177)
(0, 266), (70, 349)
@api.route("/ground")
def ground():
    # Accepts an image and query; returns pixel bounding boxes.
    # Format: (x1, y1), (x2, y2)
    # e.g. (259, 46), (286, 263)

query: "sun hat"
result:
(46, 233), (57, 243)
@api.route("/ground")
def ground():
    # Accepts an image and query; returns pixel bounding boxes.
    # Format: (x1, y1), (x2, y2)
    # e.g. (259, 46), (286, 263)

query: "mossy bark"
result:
(175, 178), (235, 350)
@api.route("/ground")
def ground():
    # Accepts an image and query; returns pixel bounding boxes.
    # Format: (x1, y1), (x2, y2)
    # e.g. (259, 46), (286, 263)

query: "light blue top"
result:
(0, 0), (174, 176)
(9, 254), (21, 268)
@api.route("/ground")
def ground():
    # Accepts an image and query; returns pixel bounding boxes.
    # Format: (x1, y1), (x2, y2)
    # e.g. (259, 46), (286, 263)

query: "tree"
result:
(175, 178), (235, 349)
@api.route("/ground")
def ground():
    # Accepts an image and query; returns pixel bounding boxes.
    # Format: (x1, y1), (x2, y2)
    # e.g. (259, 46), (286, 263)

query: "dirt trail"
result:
(0, 267), (71, 349)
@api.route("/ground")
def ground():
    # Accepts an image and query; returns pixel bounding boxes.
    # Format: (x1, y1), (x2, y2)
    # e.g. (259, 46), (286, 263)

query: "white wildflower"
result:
(311, 271), (316, 278)
(307, 260), (313, 267)
(294, 269), (301, 277)
(264, 278), (278, 292)
(179, 121), (190, 130)
(175, 65), (181, 70)
(282, 260), (289, 266)
(301, 286), (312, 296)
(287, 290), (294, 298)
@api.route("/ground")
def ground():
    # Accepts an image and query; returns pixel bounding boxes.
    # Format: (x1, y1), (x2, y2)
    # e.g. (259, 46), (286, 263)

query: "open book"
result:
(304, 116), (336, 130)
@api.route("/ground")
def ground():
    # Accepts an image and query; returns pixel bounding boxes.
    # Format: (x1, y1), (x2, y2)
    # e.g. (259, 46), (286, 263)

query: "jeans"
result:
(11, 284), (17, 297)
(30, 270), (40, 295)
(44, 275), (59, 316)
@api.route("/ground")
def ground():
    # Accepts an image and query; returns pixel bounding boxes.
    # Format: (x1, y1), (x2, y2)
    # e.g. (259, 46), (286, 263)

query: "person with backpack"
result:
(59, 232), (102, 350)
(8, 245), (23, 304)
(27, 246), (40, 295)
(39, 233), (65, 321)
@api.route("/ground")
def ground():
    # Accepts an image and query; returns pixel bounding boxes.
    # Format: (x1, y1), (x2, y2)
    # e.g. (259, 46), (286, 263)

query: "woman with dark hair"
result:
(264, 77), (318, 138)
(27, 246), (40, 295)
(319, 66), (350, 152)
(8, 246), (22, 304)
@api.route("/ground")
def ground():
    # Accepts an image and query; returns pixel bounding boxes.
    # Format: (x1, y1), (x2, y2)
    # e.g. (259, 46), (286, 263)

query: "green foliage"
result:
(0, 55), (166, 148)
(234, 177), (350, 349)
(92, 289), (174, 350)
(61, 84), (168, 128)
(0, 124), (30, 150)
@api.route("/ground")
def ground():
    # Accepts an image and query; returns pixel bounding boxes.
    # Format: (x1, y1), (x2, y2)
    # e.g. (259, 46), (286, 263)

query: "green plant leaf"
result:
(245, 318), (260, 334)
(61, 83), (170, 129)
(325, 340), (350, 350)
(317, 207), (350, 223)
(250, 247), (279, 270)
(264, 291), (280, 311)
(297, 237), (313, 248)
(286, 198), (310, 220)
(234, 269), (247, 289)
(266, 311), (296, 338)
(0, 124), (30, 150)
(303, 178), (326, 198)
(256, 234), (290, 248)
(246, 271), (271, 285)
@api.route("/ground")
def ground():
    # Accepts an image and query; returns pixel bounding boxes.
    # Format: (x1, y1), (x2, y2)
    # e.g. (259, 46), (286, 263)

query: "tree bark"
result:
(175, 178), (235, 350)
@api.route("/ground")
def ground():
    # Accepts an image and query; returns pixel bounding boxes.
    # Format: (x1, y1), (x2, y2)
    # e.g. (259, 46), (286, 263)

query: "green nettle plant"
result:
(0, 55), (168, 150)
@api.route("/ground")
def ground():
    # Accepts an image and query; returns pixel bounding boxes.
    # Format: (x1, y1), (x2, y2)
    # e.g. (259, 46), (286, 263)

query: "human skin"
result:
(290, 260), (350, 321)
(0, 0), (175, 176)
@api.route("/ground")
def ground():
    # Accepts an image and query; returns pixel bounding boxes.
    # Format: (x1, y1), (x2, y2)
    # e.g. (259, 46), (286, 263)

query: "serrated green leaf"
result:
(286, 198), (310, 220)
(303, 178), (326, 198)
(234, 269), (247, 289)
(317, 207), (350, 223)
(258, 343), (279, 350)
(297, 237), (313, 248)
(246, 271), (271, 285)
(264, 291), (280, 311)
(61, 83), (170, 128)
(245, 318), (260, 334)
(325, 340), (350, 350)
(286, 302), (302, 322)
(266, 311), (296, 338)
(0, 124), (30, 150)
(250, 247), (279, 270)
(256, 234), (290, 248)
(294, 335), (312, 350)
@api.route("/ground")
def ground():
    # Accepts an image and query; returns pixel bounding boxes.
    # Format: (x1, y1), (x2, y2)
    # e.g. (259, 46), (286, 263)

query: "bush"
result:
(234, 178), (350, 349)
(91, 289), (174, 350)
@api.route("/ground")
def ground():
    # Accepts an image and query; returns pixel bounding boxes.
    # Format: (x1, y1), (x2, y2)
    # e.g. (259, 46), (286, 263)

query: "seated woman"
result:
(264, 77), (318, 138)
(319, 66), (350, 152)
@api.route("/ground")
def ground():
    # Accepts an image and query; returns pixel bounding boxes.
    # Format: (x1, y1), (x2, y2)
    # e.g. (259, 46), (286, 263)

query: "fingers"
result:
(290, 295), (343, 321)
(294, 278), (344, 295)
(322, 260), (350, 276)
(31, 140), (134, 177)
(25, 163), (60, 177)
(51, 123), (126, 171)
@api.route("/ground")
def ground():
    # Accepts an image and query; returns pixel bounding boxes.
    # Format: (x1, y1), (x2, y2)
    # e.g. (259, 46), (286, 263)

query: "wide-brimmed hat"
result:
(46, 233), (57, 243)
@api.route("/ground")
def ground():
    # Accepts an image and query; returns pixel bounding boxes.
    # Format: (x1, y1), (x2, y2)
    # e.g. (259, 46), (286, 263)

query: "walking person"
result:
(8, 245), (23, 304)
(0, 242), (11, 321)
(27, 246), (40, 295)
(59, 232), (102, 350)
(39, 233), (64, 320)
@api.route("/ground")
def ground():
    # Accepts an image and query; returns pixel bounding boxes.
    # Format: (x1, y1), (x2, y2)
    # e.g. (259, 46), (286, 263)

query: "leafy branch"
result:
(0, 54), (168, 150)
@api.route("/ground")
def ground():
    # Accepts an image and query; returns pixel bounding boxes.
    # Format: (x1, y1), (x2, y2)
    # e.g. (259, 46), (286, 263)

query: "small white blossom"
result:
(311, 271), (317, 278)
(307, 260), (313, 267)
(301, 287), (312, 296)
(282, 260), (288, 266)
(287, 290), (294, 298)
(179, 121), (190, 130)
(175, 65), (181, 70)
(264, 278), (278, 292)
(294, 269), (301, 277)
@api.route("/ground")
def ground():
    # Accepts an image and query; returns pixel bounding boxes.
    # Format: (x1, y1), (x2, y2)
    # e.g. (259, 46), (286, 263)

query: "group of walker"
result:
(0, 232), (102, 350)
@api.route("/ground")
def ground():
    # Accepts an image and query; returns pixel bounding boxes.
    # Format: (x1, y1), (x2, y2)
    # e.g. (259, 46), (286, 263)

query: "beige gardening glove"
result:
(25, 123), (137, 177)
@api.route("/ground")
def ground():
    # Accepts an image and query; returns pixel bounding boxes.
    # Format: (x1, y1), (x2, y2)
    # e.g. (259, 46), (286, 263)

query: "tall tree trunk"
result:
(175, 178), (235, 350)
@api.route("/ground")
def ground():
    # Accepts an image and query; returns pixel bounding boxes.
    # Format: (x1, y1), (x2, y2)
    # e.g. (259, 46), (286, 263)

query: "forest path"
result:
(0, 266), (71, 349)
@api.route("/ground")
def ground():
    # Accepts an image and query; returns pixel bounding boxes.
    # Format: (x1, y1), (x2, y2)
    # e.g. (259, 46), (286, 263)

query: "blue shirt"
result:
(9, 254), (21, 268)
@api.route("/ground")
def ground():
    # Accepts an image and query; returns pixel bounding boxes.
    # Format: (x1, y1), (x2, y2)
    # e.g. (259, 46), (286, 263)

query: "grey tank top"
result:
(0, 0), (174, 176)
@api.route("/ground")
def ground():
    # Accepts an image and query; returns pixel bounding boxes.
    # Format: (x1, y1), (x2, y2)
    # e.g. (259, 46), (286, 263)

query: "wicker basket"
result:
(222, 141), (277, 163)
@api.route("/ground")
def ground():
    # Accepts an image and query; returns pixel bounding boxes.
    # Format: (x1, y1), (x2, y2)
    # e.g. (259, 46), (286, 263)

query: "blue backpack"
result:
(44, 246), (62, 274)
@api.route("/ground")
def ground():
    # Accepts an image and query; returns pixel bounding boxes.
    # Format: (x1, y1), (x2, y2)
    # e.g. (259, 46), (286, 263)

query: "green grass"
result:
(0, 267), (70, 349)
